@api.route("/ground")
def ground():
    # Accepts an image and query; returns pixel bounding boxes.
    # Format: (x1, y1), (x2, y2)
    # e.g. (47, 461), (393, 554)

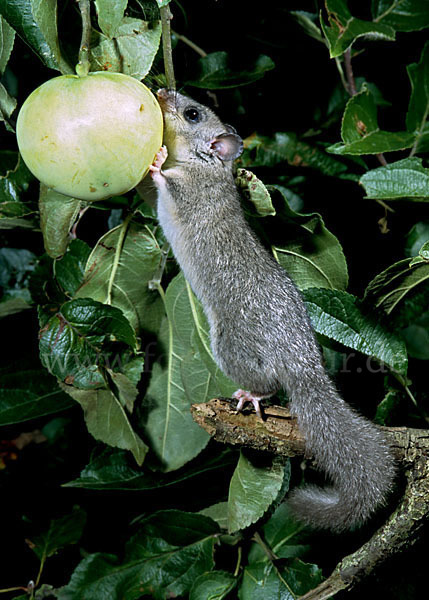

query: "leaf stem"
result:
(106, 212), (134, 305)
(252, 531), (278, 562)
(35, 555), (46, 587)
(252, 532), (297, 599)
(160, 5), (176, 89)
(233, 545), (242, 577)
(172, 30), (208, 57)
(409, 101), (429, 157)
(76, 0), (91, 77)
(373, 1), (399, 23)
(334, 56), (349, 94)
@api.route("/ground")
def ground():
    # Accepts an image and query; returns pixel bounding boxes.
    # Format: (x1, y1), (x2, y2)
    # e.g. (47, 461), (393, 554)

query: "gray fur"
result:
(152, 89), (395, 532)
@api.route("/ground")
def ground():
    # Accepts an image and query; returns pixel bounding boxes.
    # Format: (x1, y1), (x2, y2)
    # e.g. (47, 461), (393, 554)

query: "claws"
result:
(233, 389), (264, 420)
(150, 145), (168, 176)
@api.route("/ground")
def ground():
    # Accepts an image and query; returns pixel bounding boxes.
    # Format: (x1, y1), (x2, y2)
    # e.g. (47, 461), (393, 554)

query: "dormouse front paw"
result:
(150, 145), (168, 180)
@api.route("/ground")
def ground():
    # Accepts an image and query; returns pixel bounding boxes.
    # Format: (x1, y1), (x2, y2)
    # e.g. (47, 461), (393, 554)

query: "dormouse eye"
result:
(184, 107), (201, 123)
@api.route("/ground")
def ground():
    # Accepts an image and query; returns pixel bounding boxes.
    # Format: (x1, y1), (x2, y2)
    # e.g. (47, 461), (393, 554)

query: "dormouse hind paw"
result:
(233, 389), (265, 420)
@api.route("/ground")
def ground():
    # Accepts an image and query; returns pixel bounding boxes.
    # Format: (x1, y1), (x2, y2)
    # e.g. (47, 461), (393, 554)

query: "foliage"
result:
(0, 1), (428, 598)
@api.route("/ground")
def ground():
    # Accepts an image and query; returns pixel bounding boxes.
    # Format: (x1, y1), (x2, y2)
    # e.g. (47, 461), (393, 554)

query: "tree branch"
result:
(191, 399), (429, 599)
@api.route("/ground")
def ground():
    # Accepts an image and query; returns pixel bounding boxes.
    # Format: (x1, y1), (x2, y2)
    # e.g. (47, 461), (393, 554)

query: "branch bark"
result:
(191, 399), (429, 599)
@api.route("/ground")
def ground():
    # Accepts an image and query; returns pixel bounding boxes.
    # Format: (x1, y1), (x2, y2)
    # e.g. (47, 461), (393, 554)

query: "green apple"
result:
(16, 72), (163, 201)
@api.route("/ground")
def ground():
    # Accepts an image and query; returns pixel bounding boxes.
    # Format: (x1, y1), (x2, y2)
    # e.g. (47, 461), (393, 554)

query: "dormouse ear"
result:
(210, 132), (243, 161)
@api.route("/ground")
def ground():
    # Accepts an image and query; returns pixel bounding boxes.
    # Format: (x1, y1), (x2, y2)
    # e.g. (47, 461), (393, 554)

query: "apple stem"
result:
(76, 0), (91, 77)
(160, 5), (176, 90)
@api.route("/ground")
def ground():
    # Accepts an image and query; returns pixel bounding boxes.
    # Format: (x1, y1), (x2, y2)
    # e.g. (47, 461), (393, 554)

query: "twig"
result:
(344, 49), (357, 96)
(160, 5), (176, 89)
(191, 399), (305, 457)
(191, 399), (429, 599)
(172, 30), (208, 58)
(343, 49), (389, 171)
(375, 153), (388, 166)
(299, 429), (429, 599)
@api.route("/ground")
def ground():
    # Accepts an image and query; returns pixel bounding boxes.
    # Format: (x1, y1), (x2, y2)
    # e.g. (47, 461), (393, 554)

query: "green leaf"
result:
(0, 367), (74, 425)
(236, 169), (276, 217)
(39, 298), (137, 389)
(143, 312), (210, 470)
(239, 502), (323, 599)
(364, 257), (429, 317)
(0, 295), (31, 317)
(143, 272), (236, 471)
(30, 507), (86, 561)
(61, 385), (148, 465)
(329, 86), (415, 155)
(107, 370), (139, 412)
(199, 502), (229, 530)
(341, 85), (378, 144)
(54, 239), (92, 297)
(329, 130), (416, 155)
(240, 132), (348, 176)
(187, 51), (275, 89)
(405, 222), (429, 257)
(171, 274), (234, 392)
(64, 447), (237, 490)
(0, 0), (72, 72)
(360, 158), (429, 201)
(303, 287), (408, 374)
(372, 0), (429, 32)
(270, 186), (349, 291)
(406, 41), (429, 153)
(190, 571), (237, 600)
(75, 221), (164, 334)
(401, 311), (429, 360)
(239, 558), (324, 600)
(0, 154), (37, 229)
(94, 0), (127, 38)
(374, 390), (402, 425)
(180, 347), (233, 407)
(0, 81), (16, 123)
(0, 16), (15, 73)
(248, 503), (311, 563)
(416, 241), (429, 262)
(39, 186), (82, 259)
(90, 17), (162, 80)
(291, 11), (325, 44)
(0, 153), (33, 199)
(321, 0), (395, 58)
(228, 451), (290, 533)
(0, 246), (35, 287)
(59, 511), (219, 600)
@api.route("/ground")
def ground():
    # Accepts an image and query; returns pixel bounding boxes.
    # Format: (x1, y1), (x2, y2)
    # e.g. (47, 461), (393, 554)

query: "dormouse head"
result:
(156, 88), (243, 166)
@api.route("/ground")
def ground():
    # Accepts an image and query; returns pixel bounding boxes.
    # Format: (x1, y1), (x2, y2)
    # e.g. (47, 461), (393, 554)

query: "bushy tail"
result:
(286, 375), (395, 532)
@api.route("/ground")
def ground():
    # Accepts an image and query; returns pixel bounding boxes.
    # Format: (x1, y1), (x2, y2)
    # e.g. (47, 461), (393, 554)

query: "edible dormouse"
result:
(149, 88), (395, 532)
